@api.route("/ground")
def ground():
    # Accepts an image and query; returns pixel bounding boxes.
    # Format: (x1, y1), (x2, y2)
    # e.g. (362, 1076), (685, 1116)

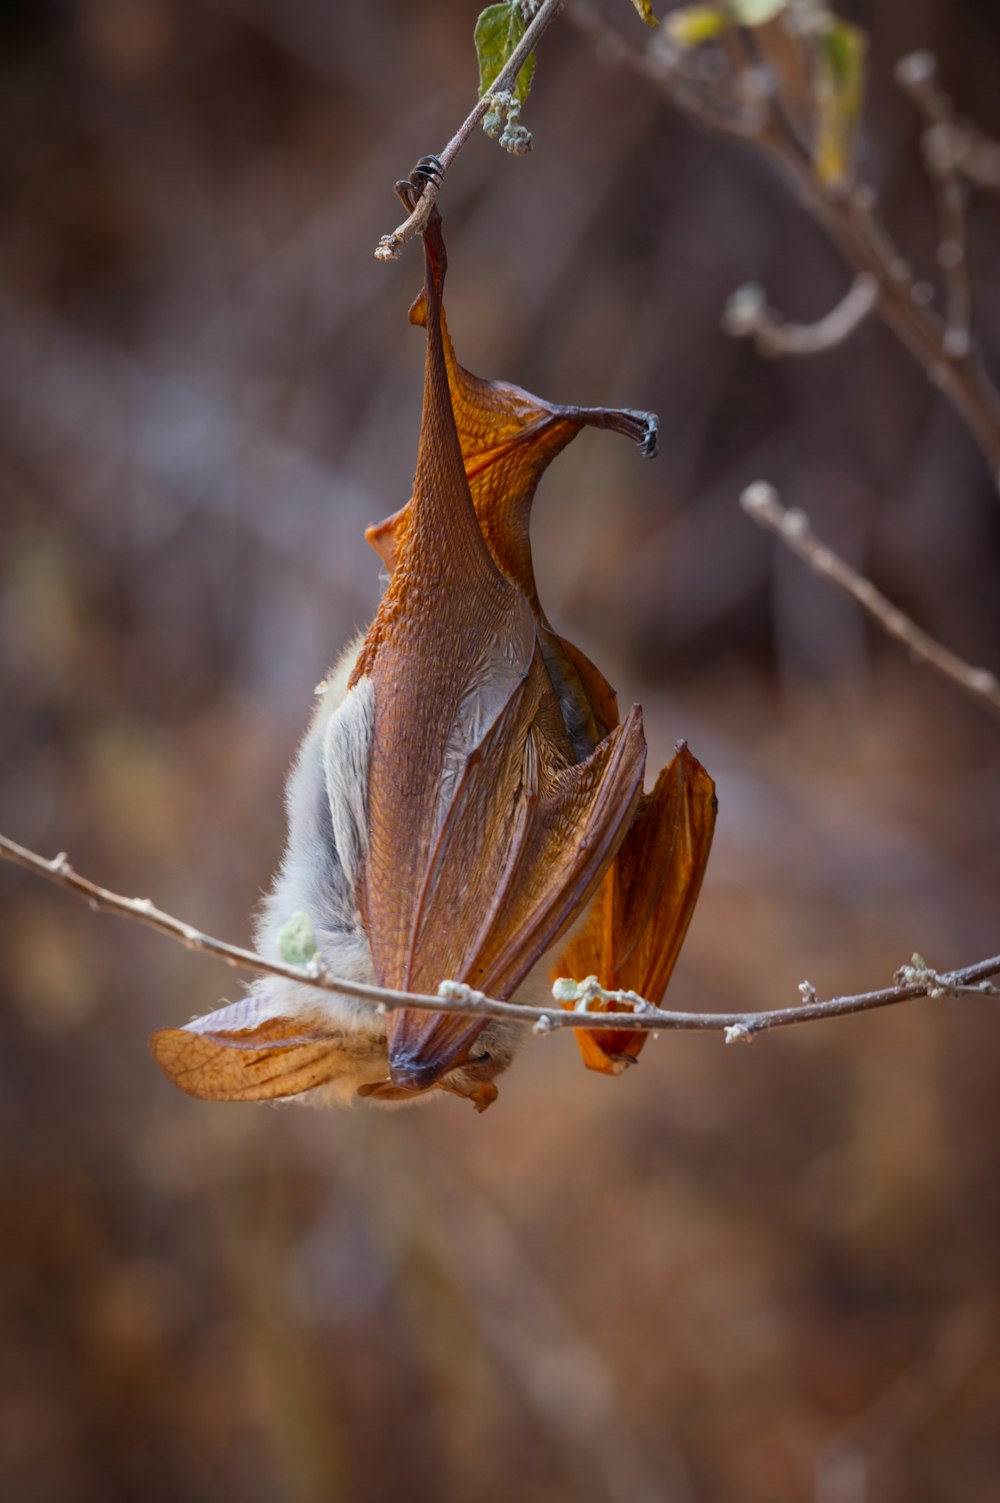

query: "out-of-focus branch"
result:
(896, 50), (1000, 193)
(896, 51), (973, 358)
(723, 271), (878, 356)
(741, 481), (1000, 721)
(2, 833), (998, 1043)
(374, 0), (563, 261)
(566, 2), (1000, 489)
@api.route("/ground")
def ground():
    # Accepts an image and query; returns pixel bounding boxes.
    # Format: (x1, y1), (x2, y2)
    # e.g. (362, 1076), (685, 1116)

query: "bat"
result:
(150, 207), (714, 1112)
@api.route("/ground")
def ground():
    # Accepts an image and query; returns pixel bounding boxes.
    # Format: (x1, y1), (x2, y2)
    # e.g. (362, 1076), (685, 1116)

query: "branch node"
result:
(438, 978), (489, 1008)
(740, 480), (781, 523)
(724, 1023), (754, 1045)
(895, 50), (937, 91)
(943, 327), (972, 361)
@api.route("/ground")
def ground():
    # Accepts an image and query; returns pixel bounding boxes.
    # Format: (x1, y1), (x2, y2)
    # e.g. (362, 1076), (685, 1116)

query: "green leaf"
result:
(666, 0), (787, 48)
(727, 0), (788, 23)
(475, 3), (535, 107)
(628, 0), (661, 25)
(812, 17), (867, 185)
(666, 5), (728, 46)
(277, 911), (318, 966)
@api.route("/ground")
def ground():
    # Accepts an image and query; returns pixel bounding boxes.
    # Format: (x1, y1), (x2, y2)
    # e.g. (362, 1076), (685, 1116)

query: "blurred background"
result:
(2, 1), (999, 1500)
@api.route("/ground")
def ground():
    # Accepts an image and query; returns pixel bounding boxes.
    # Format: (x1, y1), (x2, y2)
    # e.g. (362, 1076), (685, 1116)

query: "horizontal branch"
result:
(2, 833), (997, 1044)
(741, 481), (1000, 722)
(723, 273), (879, 357)
(374, 0), (563, 261)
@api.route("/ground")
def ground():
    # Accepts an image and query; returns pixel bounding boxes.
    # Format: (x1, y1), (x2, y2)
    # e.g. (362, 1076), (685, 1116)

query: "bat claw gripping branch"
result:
(394, 155), (446, 214)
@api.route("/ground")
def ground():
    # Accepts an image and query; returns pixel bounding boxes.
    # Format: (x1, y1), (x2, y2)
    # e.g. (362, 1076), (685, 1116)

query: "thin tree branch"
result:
(896, 52), (972, 359)
(374, 0), (564, 262)
(896, 50), (1000, 190)
(723, 271), (878, 356)
(566, 2), (1000, 490)
(741, 480), (1000, 721)
(2, 833), (997, 1043)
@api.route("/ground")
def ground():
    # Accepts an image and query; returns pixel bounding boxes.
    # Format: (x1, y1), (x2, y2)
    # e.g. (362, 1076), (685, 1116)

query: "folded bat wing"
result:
(350, 212), (647, 1097)
(555, 741), (717, 1075)
(150, 995), (370, 1101)
(365, 220), (656, 760)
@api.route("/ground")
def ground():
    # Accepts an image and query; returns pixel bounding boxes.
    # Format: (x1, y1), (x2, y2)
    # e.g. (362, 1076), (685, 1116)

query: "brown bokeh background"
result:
(2, 2), (999, 1500)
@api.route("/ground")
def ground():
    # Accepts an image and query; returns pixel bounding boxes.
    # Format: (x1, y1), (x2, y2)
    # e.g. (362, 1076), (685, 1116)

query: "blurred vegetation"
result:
(1, 1), (999, 1500)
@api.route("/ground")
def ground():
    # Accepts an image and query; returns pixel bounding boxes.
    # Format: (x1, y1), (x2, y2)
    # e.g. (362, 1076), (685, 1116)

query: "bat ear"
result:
(149, 995), (356, 1102)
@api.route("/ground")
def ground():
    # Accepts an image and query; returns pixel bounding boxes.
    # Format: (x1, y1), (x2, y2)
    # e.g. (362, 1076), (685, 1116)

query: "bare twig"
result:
(374, 0), (564, 262)
(2, 833), (997, 1042)
(723, 271), (878, 356)
(896, 50), (1000, 189)
(741, 480), (1000, 720)
(566, 3), (1000, 488)
(896, 52), (972, 359)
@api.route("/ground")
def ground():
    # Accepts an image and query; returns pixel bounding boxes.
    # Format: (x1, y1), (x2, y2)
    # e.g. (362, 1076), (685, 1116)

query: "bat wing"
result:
(149, 995), (377, 1102)
(350, 212), (646, 1097)
(555, 742), (717, 1075)
(365, 217), (654, 759)
(383, 693), (646, 1089)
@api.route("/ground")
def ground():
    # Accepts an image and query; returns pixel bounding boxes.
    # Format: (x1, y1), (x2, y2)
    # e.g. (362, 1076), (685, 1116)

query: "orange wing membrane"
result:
(555, 742), (717, 1075)
(149, 996), (381, 1102)
(351, 212), (647, 1098)
(150, 206), (715, 1114)
(366, 239), (657, 762)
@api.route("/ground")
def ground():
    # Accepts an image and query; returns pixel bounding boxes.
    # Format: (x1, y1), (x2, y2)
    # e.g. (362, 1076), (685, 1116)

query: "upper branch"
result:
(567, 3), (1000, 490)
(374, 0), (564, 262)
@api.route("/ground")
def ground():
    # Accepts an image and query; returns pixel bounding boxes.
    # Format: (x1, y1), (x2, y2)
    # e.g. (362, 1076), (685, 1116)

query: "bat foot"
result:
(394, 155), (445, 213)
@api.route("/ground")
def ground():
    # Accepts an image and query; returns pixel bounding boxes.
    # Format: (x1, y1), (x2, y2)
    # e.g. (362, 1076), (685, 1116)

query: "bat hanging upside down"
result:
(151, 208), (716, 1113)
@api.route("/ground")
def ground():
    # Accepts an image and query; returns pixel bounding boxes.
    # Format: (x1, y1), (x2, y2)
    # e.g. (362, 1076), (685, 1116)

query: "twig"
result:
(566, 3), (1000, 489)
(741, 480), (1000, 721)
(2, 833), (997, 1042)
(374, 0), (564, 262)
(896, 50), (1000, 190)
(723, 271), (878, 356)
(896, 52), (972, 359)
